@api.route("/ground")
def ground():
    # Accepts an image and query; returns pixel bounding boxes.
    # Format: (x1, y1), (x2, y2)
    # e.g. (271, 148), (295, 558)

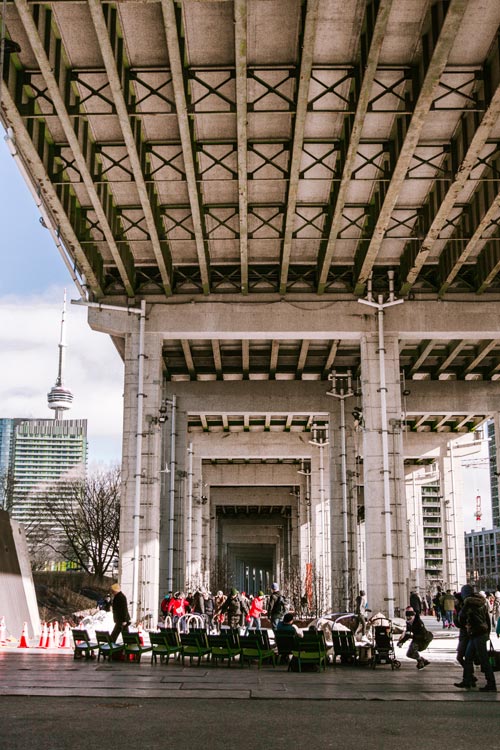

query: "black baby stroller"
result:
(370, 619), (401, 670)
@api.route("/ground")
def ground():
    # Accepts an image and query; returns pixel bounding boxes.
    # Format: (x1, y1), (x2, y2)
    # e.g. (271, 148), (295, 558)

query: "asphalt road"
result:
(1, 696), (497, 750)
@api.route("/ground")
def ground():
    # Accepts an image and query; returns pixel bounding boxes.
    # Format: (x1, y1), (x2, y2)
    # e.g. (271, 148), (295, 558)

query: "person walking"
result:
(492, 591), (500, 630)
(397, 606), (433, 670)
(453, 586), (472, 672)
(110, 583), (130, 643)
(268, 583), (287, 629)
(454, 586), (496, 692)
(244, 591), (267, 634)
(442, 589), (456, 628)
(220, 588), (242, 630)
(214, 590), (226, 632)
(432, 588), (442, 622)
(409, 590), (422, 615)
(354, 590), (367, 637)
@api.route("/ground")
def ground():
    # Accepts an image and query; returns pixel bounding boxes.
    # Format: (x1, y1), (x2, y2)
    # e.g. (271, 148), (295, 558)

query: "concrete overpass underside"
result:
(2, 0), (500, 623)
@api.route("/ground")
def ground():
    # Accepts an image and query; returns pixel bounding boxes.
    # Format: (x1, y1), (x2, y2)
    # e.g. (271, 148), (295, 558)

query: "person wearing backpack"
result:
(454, 585), (496, 692)
(268, 582), (287, 629)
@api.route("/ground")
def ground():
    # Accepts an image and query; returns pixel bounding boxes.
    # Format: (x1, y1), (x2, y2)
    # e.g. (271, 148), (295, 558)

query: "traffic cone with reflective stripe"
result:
(60, 622), (72, 649)
(53, 621), (60, 648)
(46, 622), (56, 649)
(42, 621), (50, 648)
(38, 622), (47, 648)
(18, 622), (29, 648)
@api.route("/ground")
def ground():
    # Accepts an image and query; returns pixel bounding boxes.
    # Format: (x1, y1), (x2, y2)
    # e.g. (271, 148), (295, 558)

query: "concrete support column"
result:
(330, 414), (359, 611)
(438, 442), (466, 590)
(173, 404), (188, 590)
(189, 452), (204, 588)
(360, 334), (408, 616)
(404, 465), (427, 595)
(121, 330), (163, 625)
(309, 434), (331, 613)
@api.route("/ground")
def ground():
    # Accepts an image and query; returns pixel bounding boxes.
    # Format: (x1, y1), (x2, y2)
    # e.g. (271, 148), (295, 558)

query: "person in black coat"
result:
(397, 606), (433, 669)
(110, 583), (130, 643)
(409, 591), (422, 615)
(454, 586), (496, 692)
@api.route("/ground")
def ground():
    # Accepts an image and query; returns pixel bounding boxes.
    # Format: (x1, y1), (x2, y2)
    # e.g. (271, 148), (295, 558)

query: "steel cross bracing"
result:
(3, 1), (500, 384)
(4, 1), (500, 298)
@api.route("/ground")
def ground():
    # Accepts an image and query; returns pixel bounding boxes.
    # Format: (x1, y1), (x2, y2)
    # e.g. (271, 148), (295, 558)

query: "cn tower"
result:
(47, 290), (74, 419)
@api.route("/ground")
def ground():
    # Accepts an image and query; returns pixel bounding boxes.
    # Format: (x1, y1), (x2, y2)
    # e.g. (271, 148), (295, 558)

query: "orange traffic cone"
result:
(54, 621), (60, 648)
(41, 621), (50, 648)
(0, 616), (6, 644)
(46, 622), (56, 649)
(60, 622), (72, 649)
(38, 622), (47, 648)
(18, 622), (29, 648)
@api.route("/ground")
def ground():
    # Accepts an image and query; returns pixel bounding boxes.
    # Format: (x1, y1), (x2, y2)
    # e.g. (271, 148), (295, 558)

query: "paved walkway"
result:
(1, 621), (498, 702)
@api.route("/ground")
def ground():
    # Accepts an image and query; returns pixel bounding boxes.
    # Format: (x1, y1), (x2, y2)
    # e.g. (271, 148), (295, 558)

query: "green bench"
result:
(71, 628), (98, 660)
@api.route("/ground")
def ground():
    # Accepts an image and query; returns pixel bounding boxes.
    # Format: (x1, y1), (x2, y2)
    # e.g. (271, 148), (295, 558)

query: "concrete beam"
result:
(165, 379), (500, 416)
(401, 73), (500, 295)
(317, 0), (393, 292)
(88, 299), (500, 340)
(354, 0), (468, 294)
(234, 0), (248, 293)
(88, 0), (173, 296)
(279, 0), (319, 294)
(161, 0), (211, 293)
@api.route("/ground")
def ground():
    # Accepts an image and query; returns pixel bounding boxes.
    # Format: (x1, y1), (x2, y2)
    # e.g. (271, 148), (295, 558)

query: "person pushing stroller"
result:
(397, 606), (433, 669)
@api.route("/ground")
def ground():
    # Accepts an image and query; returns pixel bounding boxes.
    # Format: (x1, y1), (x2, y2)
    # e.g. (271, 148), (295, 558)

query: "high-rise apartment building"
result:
(464, 527), (500, 591)
(487, 420), (499, 529)
(9, 418), (87, 530)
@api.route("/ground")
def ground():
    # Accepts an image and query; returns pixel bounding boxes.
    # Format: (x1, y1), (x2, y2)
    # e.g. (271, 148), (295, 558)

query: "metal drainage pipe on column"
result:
(71, 297), (146, 623)
(359, 273), (403, 620)
(186, 442), (194, 588)
(167, 395), (177, 592)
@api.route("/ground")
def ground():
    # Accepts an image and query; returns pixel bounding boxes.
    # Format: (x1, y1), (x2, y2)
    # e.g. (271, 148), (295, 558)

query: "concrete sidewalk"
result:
(1, 622), (499, 750)
(0, 623), (498, 702)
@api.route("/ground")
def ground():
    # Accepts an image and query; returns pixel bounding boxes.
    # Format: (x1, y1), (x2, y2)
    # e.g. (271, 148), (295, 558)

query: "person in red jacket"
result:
(167, 592), (190, 630)
(244, 591), (267, 634)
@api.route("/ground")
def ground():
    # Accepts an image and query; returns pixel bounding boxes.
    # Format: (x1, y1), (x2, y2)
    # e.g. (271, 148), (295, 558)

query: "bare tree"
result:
(42, 466), (121, 578)
(0, 467), (16, 513)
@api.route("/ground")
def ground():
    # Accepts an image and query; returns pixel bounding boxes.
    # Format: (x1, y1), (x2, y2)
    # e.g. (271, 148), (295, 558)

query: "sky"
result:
(0, 126), (494, 528)
(0, 127), (124, 466)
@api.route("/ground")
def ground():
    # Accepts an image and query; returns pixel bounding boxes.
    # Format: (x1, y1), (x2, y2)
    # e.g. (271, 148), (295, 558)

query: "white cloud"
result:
(0, 287), (123, 463)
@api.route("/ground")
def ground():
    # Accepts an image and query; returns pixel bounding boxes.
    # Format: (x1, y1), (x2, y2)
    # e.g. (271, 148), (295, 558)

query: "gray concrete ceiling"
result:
(2, 0), (500, 421)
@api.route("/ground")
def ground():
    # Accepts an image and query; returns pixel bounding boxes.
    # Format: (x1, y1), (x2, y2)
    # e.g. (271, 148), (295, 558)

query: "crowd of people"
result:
(103, 579), (499, 690)
(159, 582), (290, 633)
(397, 585), (500, 692)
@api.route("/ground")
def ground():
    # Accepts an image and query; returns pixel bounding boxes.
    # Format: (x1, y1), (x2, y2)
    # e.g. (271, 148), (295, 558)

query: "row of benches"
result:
(71, 628), (350, 671)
